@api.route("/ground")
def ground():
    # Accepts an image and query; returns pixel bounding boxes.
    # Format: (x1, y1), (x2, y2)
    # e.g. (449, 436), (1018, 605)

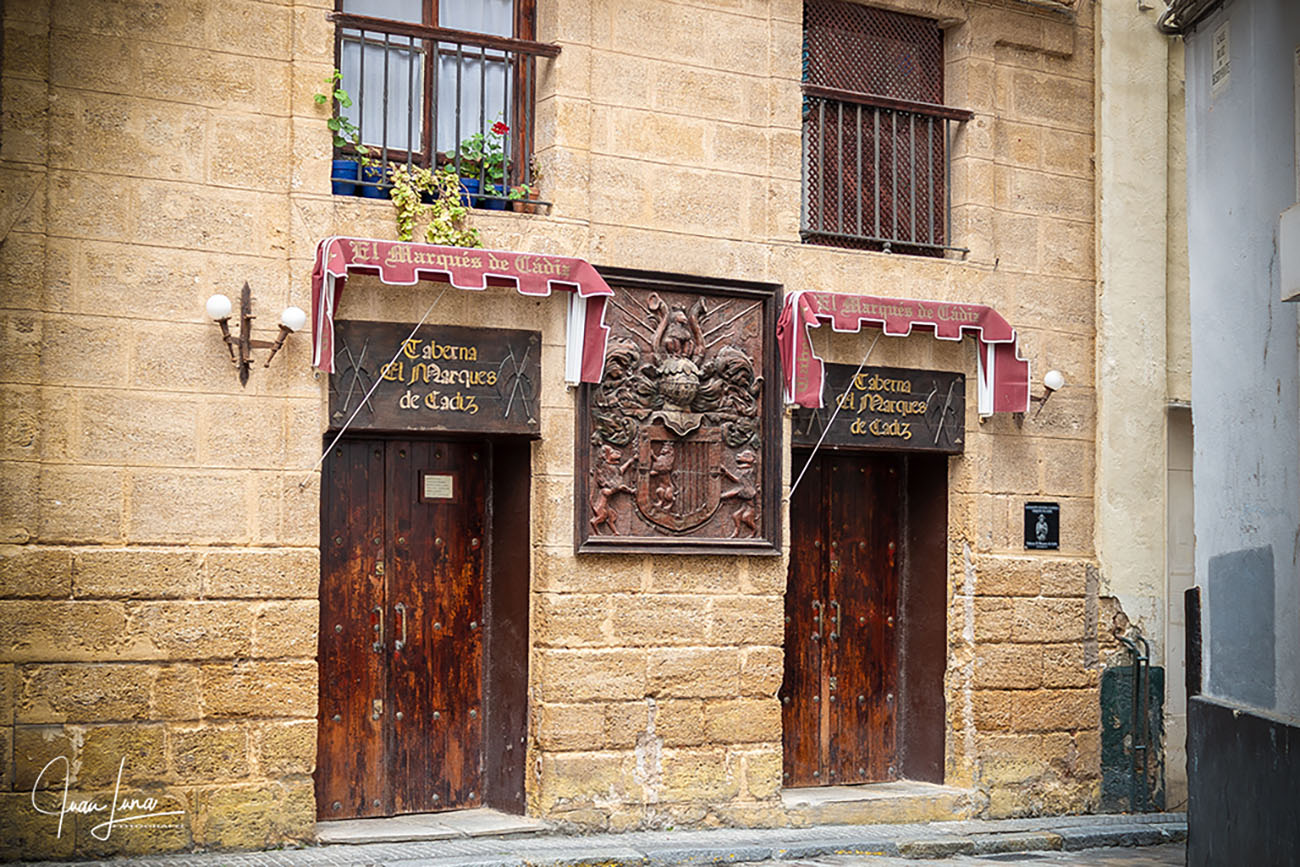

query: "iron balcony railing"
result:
(329, 12), (559, 205)
(802, 84), (973, 256)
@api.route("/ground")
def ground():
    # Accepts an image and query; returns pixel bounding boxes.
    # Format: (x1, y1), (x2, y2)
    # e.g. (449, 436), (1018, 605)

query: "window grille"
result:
(328, 0), (558, 203)
(802, 1), (971, 255)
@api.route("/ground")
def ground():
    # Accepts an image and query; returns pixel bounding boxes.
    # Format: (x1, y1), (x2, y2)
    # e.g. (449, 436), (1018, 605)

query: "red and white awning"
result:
(310, 237), (613, 384)
(777, 290), (1031, 416)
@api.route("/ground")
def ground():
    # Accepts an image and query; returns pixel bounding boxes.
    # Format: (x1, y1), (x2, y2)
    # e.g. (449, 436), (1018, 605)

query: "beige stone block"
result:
(992, 210), (1038, 273)
(198, 397), (289, 468)
(0, 600), (129, 662)
(0, 460), (38, 543)
(0, 724), (10, 790)
(703, 699), (780, 744)
(975, 732), (1047, 785)
(0, 662), (14, 723)
(204, 0), (291, 58)
(647, 647), (739, 699)
(17, 663), (154, 723)
(1042, 128), (1093, 177)
(658, 747), (740, 801)
(132, 181), (289, 258)
(78, 392), (200, 466)
(0, 545), (73, 597)
(152, 664), (202, 721)
(190, 779), (314, 850)
(0, 232), (47, 312)
(278, 473), (318, 548)
(256, 719), (315, 776)
(37, 465), (124, 543)
(79, 723), (168, 787)
(1074, 728), (1101, 778)
(1010, 70), (1091, 131)
(649, 699), (708, 747)
(170, 724), (250, 781)
(5, 17), (49, 78)
(0, 791), (75, 860)
(0, 78), (49, 165)
(45, 169), (132, 243)
(209, 113), (292, 192)
(37, 314), (128, 387)
(536, 750), (637, 809)
(1008, 169), (1092, 221)
(48, 90), (207, 183)
(739, 745), (783, 800)
(52, 0), (204, 46)
(1038, 216), (1095, 280)
(987, 784), (1032, 818)
(1010, 688), (1098, 732)
(71, 241), (204, 321)
(524, 543), (607, 590)
(126, 469), (247, 544)
(538, 702), (607, 751)
(204, 548), (317, 599)
(73, 548), (202, 599)
(1010, 598), (1088, 642)
(68, 786), (193, 857)
(609, 594), (713, 647)
(970, 597), (1013, 642)
(707, 595), (783, 647)
(739, 646), (782, 697)
(1042, 643), (1098, 688)
(534, 648), (645, 703)
(1040, 439), (1093, 499)
(251, 600), (318, 659)
(127, 601), (255, 660)
(971, 689), (1015, 731)
(647, 555), (742, 594)
(13, 724), (74, 790)
(974, 643), (1042, 689)
(535, 592), (612, 647)
(200, 661), (316, 718)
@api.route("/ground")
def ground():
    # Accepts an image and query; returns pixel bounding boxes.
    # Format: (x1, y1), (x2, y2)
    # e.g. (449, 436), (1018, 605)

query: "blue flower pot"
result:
(330, 159), (359, 196)
(360, 164), (390, 199)
(460, 178), (507, 210)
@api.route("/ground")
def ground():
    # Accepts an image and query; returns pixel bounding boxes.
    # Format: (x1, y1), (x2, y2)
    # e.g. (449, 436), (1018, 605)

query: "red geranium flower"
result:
(491, 121), (509, 136)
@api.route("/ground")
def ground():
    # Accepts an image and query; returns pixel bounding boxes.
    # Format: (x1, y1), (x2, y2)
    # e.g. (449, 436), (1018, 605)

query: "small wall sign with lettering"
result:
(329, 320), (541, 436)
(1024, 502), (1060, 550)
(791, 364), (965, 453)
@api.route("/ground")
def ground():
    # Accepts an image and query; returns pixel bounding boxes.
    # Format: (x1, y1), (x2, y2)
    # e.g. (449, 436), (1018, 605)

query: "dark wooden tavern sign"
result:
(328, 320), (541, 436)
(576, 271), (781, 554)
(792, 364), (966, 453)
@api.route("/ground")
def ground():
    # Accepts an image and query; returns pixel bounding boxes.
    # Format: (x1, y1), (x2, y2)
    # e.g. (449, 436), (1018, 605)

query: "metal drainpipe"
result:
(1115, 632), (1152, 812)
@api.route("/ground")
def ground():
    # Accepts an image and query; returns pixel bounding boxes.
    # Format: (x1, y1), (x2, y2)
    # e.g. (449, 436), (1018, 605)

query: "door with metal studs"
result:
(317, 437), (485, 819)
(782, 450), (902, 787)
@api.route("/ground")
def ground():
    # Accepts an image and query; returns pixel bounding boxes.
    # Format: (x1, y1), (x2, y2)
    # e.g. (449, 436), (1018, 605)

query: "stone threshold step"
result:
(782, 780), (982, 825)
(316, 807), (549, 845)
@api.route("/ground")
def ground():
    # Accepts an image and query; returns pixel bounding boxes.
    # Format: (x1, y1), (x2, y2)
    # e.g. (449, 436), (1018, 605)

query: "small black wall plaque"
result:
(1024, 502), (1060, 550)
(791, 364), (965, 453)
(329, 320), (541, 436)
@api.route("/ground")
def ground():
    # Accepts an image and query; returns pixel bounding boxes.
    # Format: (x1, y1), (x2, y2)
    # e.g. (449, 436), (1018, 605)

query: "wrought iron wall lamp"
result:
(205, 283), (308, 386)
(1014, 369), (1066, 425)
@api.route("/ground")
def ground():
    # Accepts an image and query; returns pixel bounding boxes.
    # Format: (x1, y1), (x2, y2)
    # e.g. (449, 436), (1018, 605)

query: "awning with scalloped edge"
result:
(311, 236), (613, 384)
(777, 290), (1031, 416)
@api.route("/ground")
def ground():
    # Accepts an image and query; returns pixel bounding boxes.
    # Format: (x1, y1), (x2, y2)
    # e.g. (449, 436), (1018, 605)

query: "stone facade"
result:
(0, 0), (1111, 858)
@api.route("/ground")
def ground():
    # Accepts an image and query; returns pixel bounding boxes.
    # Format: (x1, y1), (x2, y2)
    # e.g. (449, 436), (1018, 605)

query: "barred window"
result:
(329, 0), (557, 198)
(802, 1), (971, 255)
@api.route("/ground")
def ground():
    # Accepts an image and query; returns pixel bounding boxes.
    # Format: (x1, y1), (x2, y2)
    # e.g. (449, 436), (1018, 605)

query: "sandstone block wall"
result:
(2, 0), (1103, 857)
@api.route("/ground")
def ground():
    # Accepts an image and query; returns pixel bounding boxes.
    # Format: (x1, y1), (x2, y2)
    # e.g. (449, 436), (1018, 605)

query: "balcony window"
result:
(330, 0), (558, 201)
(801, 0), (972, 255)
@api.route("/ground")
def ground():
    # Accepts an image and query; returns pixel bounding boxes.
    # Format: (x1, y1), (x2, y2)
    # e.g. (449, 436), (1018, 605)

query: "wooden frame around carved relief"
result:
(576, 268), (782, 555)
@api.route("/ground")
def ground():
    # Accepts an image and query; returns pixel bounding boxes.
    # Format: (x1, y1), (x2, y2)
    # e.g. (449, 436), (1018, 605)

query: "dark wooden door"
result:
(318, 438), (486, 819)
(783, 451), (901, 787)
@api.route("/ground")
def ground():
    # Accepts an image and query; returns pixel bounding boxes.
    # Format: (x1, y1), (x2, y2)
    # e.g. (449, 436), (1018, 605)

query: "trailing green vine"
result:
(386, 165), (481, 248)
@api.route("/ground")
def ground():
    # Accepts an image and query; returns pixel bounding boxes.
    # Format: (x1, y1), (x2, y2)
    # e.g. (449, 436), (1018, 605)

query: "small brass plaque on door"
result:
(422, 472), (456, 502)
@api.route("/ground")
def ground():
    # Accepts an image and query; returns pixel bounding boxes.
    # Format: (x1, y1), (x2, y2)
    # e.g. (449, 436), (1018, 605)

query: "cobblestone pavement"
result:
(779, 842), (1187, 865)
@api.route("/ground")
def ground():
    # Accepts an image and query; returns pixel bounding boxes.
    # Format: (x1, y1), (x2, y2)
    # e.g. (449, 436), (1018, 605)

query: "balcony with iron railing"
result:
(801, 85), (973, 256)
(327, 12), (559, 209)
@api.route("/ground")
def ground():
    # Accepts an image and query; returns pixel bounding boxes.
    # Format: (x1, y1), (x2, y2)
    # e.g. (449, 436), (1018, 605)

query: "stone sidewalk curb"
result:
(22, 813), (1187, 867)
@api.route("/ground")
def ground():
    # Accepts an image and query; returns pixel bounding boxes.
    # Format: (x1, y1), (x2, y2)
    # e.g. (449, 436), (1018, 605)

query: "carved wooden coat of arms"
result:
(578, 276), (777, 551)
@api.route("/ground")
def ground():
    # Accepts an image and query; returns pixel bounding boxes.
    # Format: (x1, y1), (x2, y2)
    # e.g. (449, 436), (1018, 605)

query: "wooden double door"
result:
(783, 451), (902, 787)
(317, 437), (485, 819)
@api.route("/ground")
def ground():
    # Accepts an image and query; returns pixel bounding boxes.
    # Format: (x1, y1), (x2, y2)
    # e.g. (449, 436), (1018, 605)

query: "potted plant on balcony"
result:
(314, 70), (378, 196)
(508, 156), (544, 214)
(455, 120), (509, 210)
(387, 164), (481, 248)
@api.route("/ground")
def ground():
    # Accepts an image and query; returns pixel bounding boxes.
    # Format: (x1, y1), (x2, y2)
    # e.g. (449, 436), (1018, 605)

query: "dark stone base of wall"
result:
(1187, 695), (1299, 867)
